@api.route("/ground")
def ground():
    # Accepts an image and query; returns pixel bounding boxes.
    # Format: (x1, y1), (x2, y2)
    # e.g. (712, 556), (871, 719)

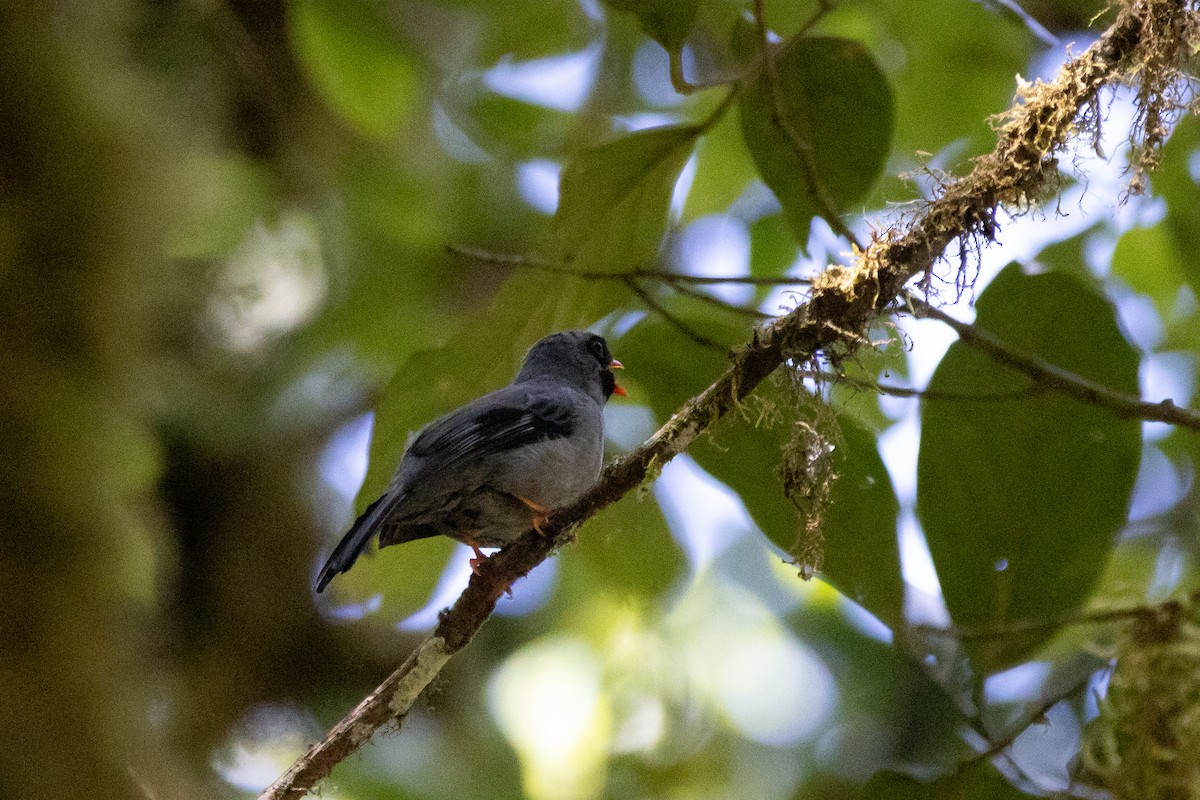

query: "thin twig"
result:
(906, 294), (1200, 431)
(667, 280), (773, 318)
(447, 244), (814, 286)
(821, 371), (1046, 402)
(624, 277), (728, 351)
(973, 669), (1096, 764)
(914, 593), (1198, 642)
(751, 0), (864, 249)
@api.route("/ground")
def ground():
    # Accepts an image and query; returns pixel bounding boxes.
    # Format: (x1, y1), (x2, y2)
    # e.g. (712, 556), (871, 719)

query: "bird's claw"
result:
(469, 543), (487, 574)
(516, 495), (551, 536)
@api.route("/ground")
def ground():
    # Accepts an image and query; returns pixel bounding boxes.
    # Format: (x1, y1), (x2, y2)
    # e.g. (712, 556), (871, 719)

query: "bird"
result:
(315, 330), (625, 593)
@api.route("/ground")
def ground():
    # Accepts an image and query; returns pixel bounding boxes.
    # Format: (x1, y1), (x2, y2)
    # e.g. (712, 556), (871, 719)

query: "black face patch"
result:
(587, 335), (611, 367)
(601, 369), (617, 398)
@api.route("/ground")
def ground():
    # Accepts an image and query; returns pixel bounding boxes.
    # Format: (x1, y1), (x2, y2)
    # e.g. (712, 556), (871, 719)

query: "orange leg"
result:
(462, 533), (488, 574)
(515, 495), (551, 535)
(463, 535), (511, 597)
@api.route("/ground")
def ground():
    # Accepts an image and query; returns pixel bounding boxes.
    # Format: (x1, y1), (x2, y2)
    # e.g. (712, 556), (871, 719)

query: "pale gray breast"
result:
(491, 395), (604, 507)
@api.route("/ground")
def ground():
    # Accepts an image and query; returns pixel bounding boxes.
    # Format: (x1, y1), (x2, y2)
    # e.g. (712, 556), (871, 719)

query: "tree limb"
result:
(261, 2), (1194, 797)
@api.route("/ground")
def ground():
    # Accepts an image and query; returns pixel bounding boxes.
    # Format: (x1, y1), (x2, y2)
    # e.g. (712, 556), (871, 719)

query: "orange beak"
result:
(608, 359), (627, 396)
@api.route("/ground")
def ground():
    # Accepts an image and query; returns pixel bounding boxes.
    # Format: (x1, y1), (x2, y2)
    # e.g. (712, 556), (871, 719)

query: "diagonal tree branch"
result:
(261, 2), (1196, 797)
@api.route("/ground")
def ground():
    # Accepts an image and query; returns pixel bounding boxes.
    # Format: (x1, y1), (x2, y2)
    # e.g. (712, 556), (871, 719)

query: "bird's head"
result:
(516, 330), (626, 401)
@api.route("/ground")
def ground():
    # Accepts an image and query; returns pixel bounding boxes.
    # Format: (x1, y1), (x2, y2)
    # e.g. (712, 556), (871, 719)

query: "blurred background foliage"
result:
(3, 0), (1199, 799)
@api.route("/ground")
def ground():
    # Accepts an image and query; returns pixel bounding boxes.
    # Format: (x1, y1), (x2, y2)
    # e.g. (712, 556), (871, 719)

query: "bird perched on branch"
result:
(315, 330), (625, 592)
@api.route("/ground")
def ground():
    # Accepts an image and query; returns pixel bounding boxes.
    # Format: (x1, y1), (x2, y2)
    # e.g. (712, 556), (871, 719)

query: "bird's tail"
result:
(315, 492), (403, 593)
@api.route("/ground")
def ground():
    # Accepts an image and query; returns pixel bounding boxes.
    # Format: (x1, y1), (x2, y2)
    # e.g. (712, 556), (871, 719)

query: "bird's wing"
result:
(405, 382), (578, 479)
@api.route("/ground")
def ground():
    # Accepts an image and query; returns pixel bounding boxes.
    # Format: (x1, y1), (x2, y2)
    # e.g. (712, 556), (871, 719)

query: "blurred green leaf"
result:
(1031, 224), (1096, 284)
(820, 0), (1032, 160)
(449, 0), (593, 64)
(290, 0), (420, 140)
(748, 213), (797, 280)
(1112, 224), (1185, 319)
(553, 125), (700, 271)
(917, 265), (1141, 674)
(1154, 113), (1200, 294)
(614, 307), (748, 418)
(819, 418), (903, 626)
(326, 534), (459, 622)
(861, 761), (1035, 799)
(165, 154), (275, 259)
(681, 102), (759, 222)
(557, 490), (686, 606)
(739, 36), (894, 243)
(691, 403), (902, 627)
(617, 312), (903, 625)
(604, 0), (700, 51)
(449, 90), (573, 160)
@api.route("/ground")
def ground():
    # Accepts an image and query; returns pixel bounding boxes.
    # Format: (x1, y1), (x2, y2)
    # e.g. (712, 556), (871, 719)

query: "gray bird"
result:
(315, 330), (625, 592)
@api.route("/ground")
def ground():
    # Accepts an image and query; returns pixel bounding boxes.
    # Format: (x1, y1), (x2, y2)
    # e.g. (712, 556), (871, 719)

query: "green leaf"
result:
(556, 490), (686, 606)
(449, 91), (572, 161)
(289, 0), (419, 140)
(553, 125), (700, 272)
(692, 403), (902, 627)
(861, 762), (1036, 799)
(749, 213), (798, 279)
(1111, 224), (1186, 319)
(917, 265), (1141, 674)
(681, 104), (760, 221)
(819, 418), (903, 626)
(603, 0), (700, 51)
(1153, 113), (1200, 295)
(820, 0), (1032, 160)
(164, 154), (274, 259)
(739, 36), (894, 243)
(616, 313), (903, 626)
(452, 0), (591, 64)
(613, 307), (749, 419)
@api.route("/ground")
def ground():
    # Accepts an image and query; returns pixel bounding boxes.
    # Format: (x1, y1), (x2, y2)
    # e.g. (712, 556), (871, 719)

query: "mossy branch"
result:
(260, 2), (1198, 797)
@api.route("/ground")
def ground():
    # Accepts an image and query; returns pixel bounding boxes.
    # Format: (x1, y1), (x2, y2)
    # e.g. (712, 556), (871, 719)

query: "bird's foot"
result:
(516, 495), (551, 535)
(468, 543), (488, 575)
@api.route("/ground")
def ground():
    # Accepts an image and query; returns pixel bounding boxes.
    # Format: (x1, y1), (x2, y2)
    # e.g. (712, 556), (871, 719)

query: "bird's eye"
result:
(589, 337), (607, 362)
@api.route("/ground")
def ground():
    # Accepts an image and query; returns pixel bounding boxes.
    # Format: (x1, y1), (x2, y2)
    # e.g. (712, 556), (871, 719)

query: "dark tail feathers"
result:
(315, 492), (403, 593)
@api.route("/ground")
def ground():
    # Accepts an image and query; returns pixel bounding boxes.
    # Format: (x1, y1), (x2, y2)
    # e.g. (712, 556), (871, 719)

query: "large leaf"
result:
(553, 125), (700, 272)
(555, 489), (687, 608)
(739, 36), (894, 243)
(616, 313), (904, 626)
(289, 0), (419, 140)
(917, 265), (1141, 674)
(691, 402), (902, 627)
(603, 0), (700, 51)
